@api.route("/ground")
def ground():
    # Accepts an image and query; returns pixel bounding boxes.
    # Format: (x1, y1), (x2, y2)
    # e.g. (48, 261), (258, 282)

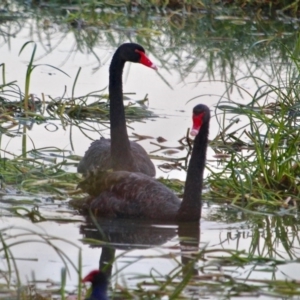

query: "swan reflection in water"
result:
(80, 216), (200, 282)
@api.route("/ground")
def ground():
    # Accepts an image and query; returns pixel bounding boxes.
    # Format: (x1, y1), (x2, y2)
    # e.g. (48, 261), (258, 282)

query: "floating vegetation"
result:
(0, 148), (79, 196)
(47, 92), (156, 121)
(0, 69), (155, 123)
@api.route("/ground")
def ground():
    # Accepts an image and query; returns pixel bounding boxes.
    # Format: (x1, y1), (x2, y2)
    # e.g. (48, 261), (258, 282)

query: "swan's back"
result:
(77, 137), (156, 177)
(77, 138), (111, 174)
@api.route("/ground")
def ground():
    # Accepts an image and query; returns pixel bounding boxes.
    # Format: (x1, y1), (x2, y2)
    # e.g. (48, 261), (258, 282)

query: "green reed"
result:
(0, 225), (83, 299)
(206, 41), (300, 208)
(16, 42), (69, 158)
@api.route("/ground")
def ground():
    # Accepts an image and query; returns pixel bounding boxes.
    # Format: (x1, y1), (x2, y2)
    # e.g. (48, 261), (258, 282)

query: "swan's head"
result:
(118, 43), (157, 70)
(190, 104), (211, 136)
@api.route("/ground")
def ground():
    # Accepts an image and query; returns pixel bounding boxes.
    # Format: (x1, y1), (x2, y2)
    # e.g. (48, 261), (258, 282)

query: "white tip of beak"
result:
(151, 63), (158, 70)
(190, 129), (198, 137)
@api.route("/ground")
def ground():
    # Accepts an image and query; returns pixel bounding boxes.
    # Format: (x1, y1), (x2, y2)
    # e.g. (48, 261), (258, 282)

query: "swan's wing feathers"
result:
(77, 138), (112, 174)
(88, 171), (181, 219)
(78, 139), (155, 177)
(77, 169), (110, 196)
(78, 169), (135, 196)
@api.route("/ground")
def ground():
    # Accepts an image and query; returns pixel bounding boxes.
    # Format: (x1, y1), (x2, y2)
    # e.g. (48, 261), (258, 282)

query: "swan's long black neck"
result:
(109, 53), (136, 171)
(177, 120), (209, 222)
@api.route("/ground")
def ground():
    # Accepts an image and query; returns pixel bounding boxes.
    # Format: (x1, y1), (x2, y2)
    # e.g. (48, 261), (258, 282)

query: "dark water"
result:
(1, 2), (300, 299)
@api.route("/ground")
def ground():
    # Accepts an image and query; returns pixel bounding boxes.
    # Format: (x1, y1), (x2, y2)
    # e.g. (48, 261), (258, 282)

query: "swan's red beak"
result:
(136, 50), (157, 70)
(190, 112), (204, 136)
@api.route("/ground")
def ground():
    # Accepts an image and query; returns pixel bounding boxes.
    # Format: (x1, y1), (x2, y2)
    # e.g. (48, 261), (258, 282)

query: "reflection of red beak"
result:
(136, 50), (158, 70)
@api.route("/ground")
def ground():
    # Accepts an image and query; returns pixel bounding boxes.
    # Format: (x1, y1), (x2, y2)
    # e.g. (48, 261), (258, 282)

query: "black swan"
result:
(78, 43), (157, 177)
(82, 269), (109, 300)
(78, 104), (210, 222)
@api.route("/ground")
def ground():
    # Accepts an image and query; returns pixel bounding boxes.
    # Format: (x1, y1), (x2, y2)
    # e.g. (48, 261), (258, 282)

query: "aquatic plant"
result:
(207, 41), (300, 208)
(0, 224), (82, 299)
